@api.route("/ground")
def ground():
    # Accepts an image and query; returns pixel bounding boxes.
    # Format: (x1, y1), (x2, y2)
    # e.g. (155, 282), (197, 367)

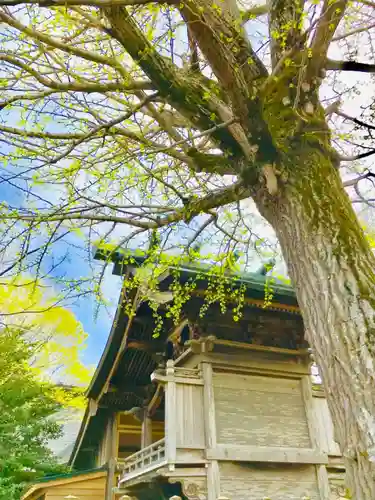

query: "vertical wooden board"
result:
(202, 363), (217, 449)
(213, 373), (310, 448)
(176, 385), (205, 448)
(166, 379), (177, 463)
(219, 462), (321, 500)
(316, 465), (331, 500)
(312, 397), (342, 456)
(176, 384), (184, 447)
(207, 460), (220, 500)
(97, 419), (109, 466)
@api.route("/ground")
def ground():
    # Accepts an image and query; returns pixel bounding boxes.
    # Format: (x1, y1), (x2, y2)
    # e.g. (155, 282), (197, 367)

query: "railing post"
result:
(165, 359), (176, 469)
(141, 414), (153, 448)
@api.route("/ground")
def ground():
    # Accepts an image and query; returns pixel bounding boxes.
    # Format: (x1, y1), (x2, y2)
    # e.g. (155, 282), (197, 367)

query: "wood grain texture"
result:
(202, 362), (217, 449)
(316, 464), (331, 500)
(45, 476), (106, 500)
(165, 378), (177, 465)
(213, 372), (310, 448)
(219, 462), (320, 500)
(176, 384), (205, 449)
(207, 460), (220, 500)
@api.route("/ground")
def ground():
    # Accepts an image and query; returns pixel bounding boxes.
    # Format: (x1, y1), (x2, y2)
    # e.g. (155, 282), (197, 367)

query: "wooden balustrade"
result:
(119, 438), (166, 482)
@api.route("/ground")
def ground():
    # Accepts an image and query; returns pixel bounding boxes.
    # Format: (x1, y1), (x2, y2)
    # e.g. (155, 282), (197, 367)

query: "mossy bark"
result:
(254, 145), (375, 499)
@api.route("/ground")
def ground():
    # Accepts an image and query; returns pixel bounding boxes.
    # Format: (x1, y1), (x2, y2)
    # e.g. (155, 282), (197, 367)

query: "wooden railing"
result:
(119, 438), (166, 482)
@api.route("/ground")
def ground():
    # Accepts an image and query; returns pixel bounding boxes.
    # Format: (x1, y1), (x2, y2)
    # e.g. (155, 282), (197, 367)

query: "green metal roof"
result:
(34, 466), (106, 483)
(94, 246), (295, 300)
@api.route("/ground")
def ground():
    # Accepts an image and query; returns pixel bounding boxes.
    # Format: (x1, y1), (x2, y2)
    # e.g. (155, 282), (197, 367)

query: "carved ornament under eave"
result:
(168, 477), (207, 500)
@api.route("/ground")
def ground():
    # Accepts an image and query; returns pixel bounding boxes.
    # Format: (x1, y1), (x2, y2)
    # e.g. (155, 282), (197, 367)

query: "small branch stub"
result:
(262, 164), (279, 196)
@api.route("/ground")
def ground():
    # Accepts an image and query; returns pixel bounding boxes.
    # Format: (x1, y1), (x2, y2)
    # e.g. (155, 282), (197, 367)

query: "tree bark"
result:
(254, 149), (375, 498)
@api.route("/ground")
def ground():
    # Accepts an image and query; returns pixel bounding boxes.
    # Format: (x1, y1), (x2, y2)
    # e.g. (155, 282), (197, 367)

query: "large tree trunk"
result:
(254, 149), (375, 498)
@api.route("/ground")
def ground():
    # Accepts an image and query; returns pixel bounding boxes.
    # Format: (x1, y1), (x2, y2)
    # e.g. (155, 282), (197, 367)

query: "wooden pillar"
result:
(141, 415), (153, 448)
(202, 362), (220, 500)
(165, 360), (176, 468)
(105, 414), (118, 500)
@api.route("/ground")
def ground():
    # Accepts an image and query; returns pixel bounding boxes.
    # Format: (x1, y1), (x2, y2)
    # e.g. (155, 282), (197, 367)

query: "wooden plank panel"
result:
(219, 462), (320, 500)
(213, 373), (310, 448)
(214, 373), (302, 393)
(176, 384), (205, 448)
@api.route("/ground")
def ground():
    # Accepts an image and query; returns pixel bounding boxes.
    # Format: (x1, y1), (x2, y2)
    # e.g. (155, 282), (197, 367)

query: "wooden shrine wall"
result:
(213, 372), (311, 448)
(219, 462), (320, 500)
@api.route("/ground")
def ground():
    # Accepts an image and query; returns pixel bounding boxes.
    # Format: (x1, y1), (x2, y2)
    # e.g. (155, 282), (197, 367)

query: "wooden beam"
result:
(127, 340), (165, 352)
(192, 289), (300, 314)
(206, 445), (328, 464)
(212, 338), (309, 356)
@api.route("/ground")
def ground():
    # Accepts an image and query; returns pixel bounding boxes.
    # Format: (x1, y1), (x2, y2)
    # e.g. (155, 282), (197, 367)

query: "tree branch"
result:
(333, 21), (375, 41)
(324, 99), (341, 116)
(241, 4), (269, 24)
(268, 0), (304, 68)
(103, 5), (246, 158)
(1, 181), (250, 229)
(0, 10), (129, 78)
(0, 90), (56, 110)
(326, 59), (375, 73)
(343, 171), (375, 187)
(0, 125), (84, 140)
(340, 150), (375, 162)
(0, 55), (153, 93)
(309, 0), (348, 72)
(177, 0), (268, 128)
(0, 0), (169, 5)
(336, 110), (375, 131)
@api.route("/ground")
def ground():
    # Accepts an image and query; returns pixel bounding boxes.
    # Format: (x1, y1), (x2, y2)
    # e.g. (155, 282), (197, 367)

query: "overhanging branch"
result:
(340, 150), (375, 162)
(0, 10), (128, 77)
(1, 181), (250, 228)
(103, 5), (245, 158)
(1, 55), (153, 92)
(336, 110), (375, 131)
(326, 59), (375, 73)
(309, 0), (348, 73)
(343, 171), (375, 187)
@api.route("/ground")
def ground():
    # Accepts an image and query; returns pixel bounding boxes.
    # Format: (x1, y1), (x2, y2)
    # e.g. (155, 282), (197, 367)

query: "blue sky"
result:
(0, 172), (122, 367)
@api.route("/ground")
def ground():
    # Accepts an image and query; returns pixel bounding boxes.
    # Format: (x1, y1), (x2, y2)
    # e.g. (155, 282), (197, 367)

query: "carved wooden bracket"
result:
(169, 477), (207, 500)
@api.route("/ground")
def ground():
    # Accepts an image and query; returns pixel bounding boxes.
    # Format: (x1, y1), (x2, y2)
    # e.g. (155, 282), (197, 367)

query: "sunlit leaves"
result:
(0, 276), (93, 387)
